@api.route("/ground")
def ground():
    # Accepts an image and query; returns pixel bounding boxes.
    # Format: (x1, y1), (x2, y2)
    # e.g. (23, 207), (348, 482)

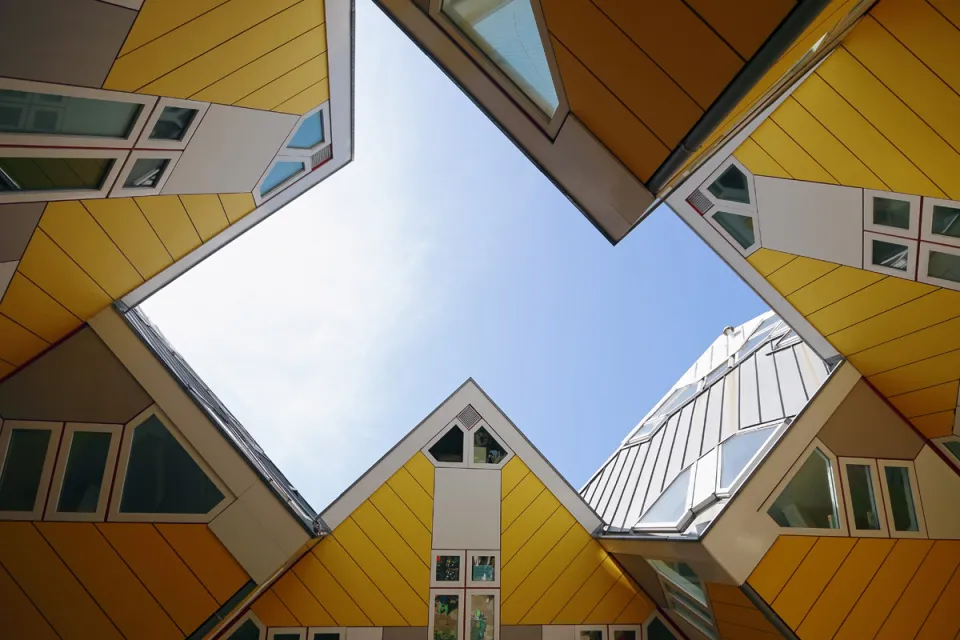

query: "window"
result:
(473, 427), (506, 465)
(630, 384), (699, 443)
(768, 446), (842, 531)
(424, 420), (512, 468)
(923, 198), (960, 247)
(227, 615), (265, 640)
(644, 616), (678, 640)
(872, 197), (911, 230)
(112, 409), (228, 521)
(0, 147), (126, 203)
(111, 150), (180, 197)
(47, 423), (121, 521)
(150, 106), (197, 141)
(308, 628), (344, 640)
(736, 315), (781, 361)
(440, 0), (560, 118)
(289, 111), (324, 150)
(259, 159), (306, 198)
(0, 421), (61, 519)
(703, 361), (729, 389)
(927, 250), (960, 283)
(609, 626), (641, 640)
(879, 461), (925, 537)
(711, 211), (755, 250)
(469, 591), (498, 640)
(937, 438), (960, 469)
(864, 232), (916, 279)
(650, 561), (717, 639)
(649, 560), (708, 607)
(433, 550), (466, 586)
(841, 459), (886, 536)
(268, 631), (306, 640)
(136, 97), (208, 149)
(576, 626), (605, 640)
(873, 240), (908, 271)
(429, 426), (466, 464)
(123, 158), (168, 188)
(431, 590), (462, 640)
(707, 165), (750, 204)
(718, 425), (777, 493)
(636, 466), (693, 530)
(932, 204), (960, 238)
(467, 551), (499, 587)
(864, 190), (919, 238)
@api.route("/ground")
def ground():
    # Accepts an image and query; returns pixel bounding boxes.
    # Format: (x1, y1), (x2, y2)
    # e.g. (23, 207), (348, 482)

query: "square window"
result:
(123, 158), (169, 189)
(437, 555), (461, 582)
(873, 197), (911, 230)
(872, 239), (908, 271)
(610, 627), (640, 640)
(711, 211), (755, 251)
(432, 550), (466, 586)
(865, 190), (919, 239)
(433, 593), (460, 640)
(931, 204), (960, 239)
(467, 551), (500, 587)
(150, 106), (198, 141)
(927, 250), (960, 283)
(864, 232), (916, 279)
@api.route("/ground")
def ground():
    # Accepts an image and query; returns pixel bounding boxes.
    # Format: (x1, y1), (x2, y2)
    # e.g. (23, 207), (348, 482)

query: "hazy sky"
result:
(142, 0), (767, 511)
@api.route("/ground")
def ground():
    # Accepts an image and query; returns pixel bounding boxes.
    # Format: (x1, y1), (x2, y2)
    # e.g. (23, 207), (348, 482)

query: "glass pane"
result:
(314, 634), (341, 640)
(931, 204), (960, 239)
(944, 440), (960, 462)
(707, 165), (750, 204)
(768, 449), (840, 529)
(670, 597), (717, 640)
(579, 631), (602, 640)
(469, 593), (495, 640)
(663, 582), (712, 620)
(873, 197), (911, 229)
(442, 0), (559, 116)
(120, 415), (224, 514)
(471, 555), (496, 582)
(123, 158), (169, 188)
(260, 160), (304, 196)
(719, 426), (775, 490)
(703, 362), (728, 388)
(0, 89), (142, 138)
(872, 239), (909, 271)
(884, 466), (919, 532)
(58, 431), (112, 513)
(0, 428), (51, 511)
(433, 594), (460, 640)
(289, 111), (324, 149)
(613, 631), (635, 640)
(150, 106), (197, 141)
(638, 466), (692, 526)
(430, 427), (464, 463)
(228, 620), (261, 640)
(646, 618), (677, 640)
(736, 315), (781, 360)
(846, 464), (881, 530)
(927, 250), (960, 283)
(0, 157), (113, 192)
(474, 427), (506, 464)
(712, 211), (755, 249)
(648, 560), (707, 607)
(274, 635), (301, 640)
(436, 554), (461, 582)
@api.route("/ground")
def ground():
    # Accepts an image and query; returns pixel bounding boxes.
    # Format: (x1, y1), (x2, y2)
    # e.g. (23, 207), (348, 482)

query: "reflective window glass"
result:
(314, 634), (341, 640)
(703, 362), (728, 388)
(872, 197), (911, 229)
(120, 415), (224, 514)
(260, 160), (304, 197)
(648, 560), (707, 607)
(928, 250), (960, 283)
(638, 467), (692, 527)
(274, 635), (301, 640)
(436, 554), (461, 582)
(944, 440), (960, 462)
(442, 0), (559, 116)
(123, 158), (169, 189)
(846, 463), (881, 531)
(58, 431), (112, 513)
(613, 630), (636, 640)
(228, 620), (261, 640)
(0, 157), (113, 192)
(884, 466), (919, 532)
(768, 449), (839, 529)
(931, 204), (960, 239)
(707, 165), (750, 204)
(646, 618), (677, 640)
(149, 106), (197, 141)
(736, 315), (781, 360)
(719, 426), (776, 490)
(433, 593), (460, 640)
(670, 597), (717, 640)
(872, 239), (908, 271)
(430, 427), (464, 463)
(288, 111), (324, 149)
(712, 211), (755, 249)
(471, 555), (496, 582)
(474, 427), (506, 464)
(469, 593), (495, 640)
(0, 89), (142, 138)
(0, 428), (51, 511)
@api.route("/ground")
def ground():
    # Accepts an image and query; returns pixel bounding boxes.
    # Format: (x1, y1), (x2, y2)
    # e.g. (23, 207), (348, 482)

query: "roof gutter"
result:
(645, 0), (833, 194)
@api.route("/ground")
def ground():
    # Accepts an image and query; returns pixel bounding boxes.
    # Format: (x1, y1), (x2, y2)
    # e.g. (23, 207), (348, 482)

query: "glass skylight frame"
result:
(735, 315), (782, 362)
(634, 464), (697, 532)
(697, 158), (761, 257)
(715, 421), (785, 498)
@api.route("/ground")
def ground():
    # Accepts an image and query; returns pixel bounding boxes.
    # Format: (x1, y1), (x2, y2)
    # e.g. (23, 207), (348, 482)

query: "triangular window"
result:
(768, 448), (840, 529)
(708, 165), (750, 204)
(442, 0), (560, 117)
(473, 426), (506, 465)
(712, 211), (755, 250)
(120, 414), (224, 515)
(429, 426), (465, 463)
(718, 425), (776, 492)
(287, 110), (325, 150)
(636, 466), (692, 529)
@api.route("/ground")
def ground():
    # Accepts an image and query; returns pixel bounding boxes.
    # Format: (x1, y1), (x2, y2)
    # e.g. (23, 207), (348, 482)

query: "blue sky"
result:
(142, 0), (767, 511)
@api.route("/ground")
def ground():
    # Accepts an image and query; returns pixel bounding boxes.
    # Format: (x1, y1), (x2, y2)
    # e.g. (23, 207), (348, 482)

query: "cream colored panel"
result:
(433, 468), (500, 549)
(542, 626), (573, 640)
(237, 481), (310, 561)
(162, 105), (298, 195)
(348, 628), (384, 640)
(914, 445), (960, 539)
(209, 498), (288, 584)
(0, 261), (15, 300)
(756, 177), (863, 268)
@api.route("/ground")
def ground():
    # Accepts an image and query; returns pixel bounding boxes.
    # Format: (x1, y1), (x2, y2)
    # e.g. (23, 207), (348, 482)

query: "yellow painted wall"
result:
(706, 582), (781, 640)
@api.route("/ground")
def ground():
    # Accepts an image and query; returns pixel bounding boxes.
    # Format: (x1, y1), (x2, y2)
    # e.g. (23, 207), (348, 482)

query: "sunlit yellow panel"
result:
(502, 490), (562, 565)
(82, 199), (172, 280)
(869, 349), (960, 397)
(750, 120), (837, 185)
(747, 248), (796, 277)
(272, 570), (336, 626)
(403, 452), (434, 497)
(293, 551), (372, 626)
(120, 0), (229, 55)
(584, 574), (638, 624)
(313, 537), (406, 626)
(733, 138), (792, 179)
(386, 467), (433, 531)
(807, 278), (935, 337)
(501, 507), (575, 598)
(368, 484), (431, 563)
(155, 524), (249, 605)
(251, 588), (299, 627)
(0, 563), (58, 639)
(0, 313), (47, 366)
(615, 594), (655, 624)
(521, 541), (606, 624)
(767, 256), (838, 298)
(351, 501), (430, 601)
(275, 78), (331, 115)
(17, 230), (112, 319)
(502, 472), (546, 532)
(553, 555), (623, 624)
(135, 196), (202, 260)
(910, 411), (955, 439)
(0, 276), (68, 344)
(871, 0), (960, 95)
(787, 266), (884, 316)
(876, 541), (960, 640)
(773, 537), (856, 629)
(237, 53), (329, 111)
(889, 381), (959, 419)
(851, 316), (960, 376)
(180, 195), (229, 242)
(501, 456), (530, 498)
(219, 193), (257, 224)
(748, 536), (817, 603)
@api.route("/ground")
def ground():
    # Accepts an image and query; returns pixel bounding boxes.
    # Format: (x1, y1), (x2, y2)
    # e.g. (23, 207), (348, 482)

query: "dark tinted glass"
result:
(884, 466), (919, 532)
(713, 211), (755, 249)
(0, 428), (51, 511)
(228, 619), (261, 640)
(429, 427), (464, 463)
(707, 165), (750, 204)
(149, 106), (197, 141)
(646, 618), (677, 640)
(0, 89), (141, 137)
(58, 431), (112, 513)
(0, 157), (113, 192)
(435, 554), (460, 581)
(120, 415), (224, 514)
(872, 239), (908, 271)
(474, 427), (506, 464)
(872, 197), (911, 229)
(123, 158), (169, 188)
(314, 634), (341, 640)
(928, 250), (960, 283)
(846, 464), (880, 530)
(932, 205), (960, 239)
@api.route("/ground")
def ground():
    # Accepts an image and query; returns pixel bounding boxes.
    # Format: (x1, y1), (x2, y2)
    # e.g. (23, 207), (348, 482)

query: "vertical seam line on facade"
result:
(129, 198), (176, 262)
(915, 559), (960, 637)
(618, 442), (652, 530)
(606, 446), (640, 528)
(348, 510), (428, 606)
(77, 201), (149, 282)
(819, 284), (936, 340)
(704, 374), (725, 456)
(650, 417), (676, 498)
(590, 463), (615, 514)
(115, 0), (234, 59)
(517, 534), (594, 624)
(872, 541), (937, 636)
(501, 519), (577, 610)
(762, 536), (818, 604)
(790, 345), (811, 401)
(310, 542), (376, 626)
(638, 427), (668, 513)
(768, 345), (787, 421)
(151, 523), (220, 606)
(592, 451), (621, 519)
(232, 53), (328, 110)
(792, 537), (859, 632)
(0, 556), (65, 639)
(671, 405), (692, 478)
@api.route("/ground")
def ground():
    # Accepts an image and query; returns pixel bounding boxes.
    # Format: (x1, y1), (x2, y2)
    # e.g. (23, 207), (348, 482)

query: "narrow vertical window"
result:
(845, 463), (881, 531)
(58, 431), (112, 513)
(884, 465), (919, 533)
(433, 593), (460, 640)
(0, 428), (52, 512)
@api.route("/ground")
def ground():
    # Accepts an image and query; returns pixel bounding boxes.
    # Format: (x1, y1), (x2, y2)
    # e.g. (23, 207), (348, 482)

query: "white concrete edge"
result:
(663, 59), (840, 362)
(120, 0), (355, 310)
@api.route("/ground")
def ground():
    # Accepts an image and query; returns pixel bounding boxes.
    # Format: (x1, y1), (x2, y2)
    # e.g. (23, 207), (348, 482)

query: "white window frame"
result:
(933, 436), (960, 470)
(762, 438), (849, 536)
(838, 457), (888, 538)
(715, 421), (786, 498)
(692, 448), (719, 512)
(0, 420), (63, 521)
(466, 588), (500, 640)
(426, 0), (569, 138)
(918, 241), (960, 292)
(877, 459), (927, 539)
(466, 420), (513, 469)
(108, 405), (232, 523)
(432, 549), (467, 587)
(253, 156), (310, 206)
(268, 629), (307, 640)
(634, 464), (696, 532)
(608, 625), (641, 640)
(466, 550), (500, 587)
(0, 147), (128, 204)
(699, 158), (757, 216)
(307, 627), (345, 640)
(863, 231), (917, 280)
(45, 422), (122, 522)
(281, 103), (332, 158)
(921, 196), (960, 248)
(224, 611), (266, 640)
(706, 208), (761, 257)
(109, 149), (182, 198)
(863, 189), (921, 239)
(430, 588), (468, 640)
(424, 421), (469, 468)
(0, 77), (157, 149)
(574, 625), (607, 640)
(136, 97), (209, 150)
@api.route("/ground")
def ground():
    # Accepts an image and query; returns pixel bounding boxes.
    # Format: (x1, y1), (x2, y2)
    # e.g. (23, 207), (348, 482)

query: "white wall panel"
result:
(433, 468), (500, 549)
(914, 445), (960, 539)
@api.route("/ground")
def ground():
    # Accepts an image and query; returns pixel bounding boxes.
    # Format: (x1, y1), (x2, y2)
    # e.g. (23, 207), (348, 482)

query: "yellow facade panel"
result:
(350, 501), (429, 601)
(0, 312), (48, 366)
(0, 522), (123, 640)
(910, 410), (955, 439)
(155, 524), (250, 605)
(501, 507), (575, 598)
(746, 248), (796, 277)
(0, 563), (58, 640)
(502, 472), (545, 532)
(135, 196), (203, 261)
(368, 484), (431, 563)
(917, 562), (960, 639)
(120, 0), (231, 56)
(0, 360), (14, 378)
(275, 78), (332, 115)
(889, 381), (959, 419)
(749, 120), (837, 185)
(141, 0), (325, 100)
(501, 457), (531, 498)
(869, 348), (960, 397)
(712, 601), (775, 632)
(403, 451), (435, 498)
(96, 523), (218, 635)
(795, 538), (893, 640)
(313, 536), (406, 626)
(220, 193), (258, 224)
(293, 551), (372, 626)
(236, 54), (329, 112)
(716, 620), (780, 640)
(875, 541), (960, 640)
(521, 540), (607, 624)
(747, 535), (816, 603)
(81, 199), (173, 281)
(583, 574), (636, 624)
(850, 316), (960, 376)
(614, 594), (655, 624)
(928, 0), (960, 30)
(180, 194), (230, 242)
(766, 256), (838, 298)
(683, 0), (794, 59)
(807, 277), (935, 337)
(787, 266), (884, 316)
(771, 537), (855, 629)
(553, 555), (623, 624)
(251, 588), (300, 627)
(37, 522), (181, 640)
(707, 583), (753, 608)
(272, 570), (336, 627)
(385, 467), (433, 532)
(501, 489), (561, 565)
(733, 138), (792, 179)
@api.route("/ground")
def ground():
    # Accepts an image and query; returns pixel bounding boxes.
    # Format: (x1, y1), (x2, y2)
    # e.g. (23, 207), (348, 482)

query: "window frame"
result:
(0, 146), (128, 204)
(762, 438), (849, 536)
(650, 563), (718, 640)
(432, 549), (467, 587)
(429, 587), (467, 640)
(466, 588), (500, 640)
(466, 549), (500, 587)
(918, 241), (960, 292)
(108, 405), (232, 523)
(426, 0), (569, 138)
(268, 629), (307, 640)
(715, 421), (785, 498)
(466, 420), (513, 469)
(0, 77), (157, 149)
(45, 422), (122, 522)
(933, 436), (960, 470)
(608, 625), (641, 640)
(224, 611), (266, 640)
(707, 208), (760, 257)
(424, 421), (469, 468)
(280, 103), (332, 158)
(109, 149), (182, 197)
(0, 420), (63, 521)
(574, 625), (607, 640)
(307, 626), (345, 640)
(253, 156), (310, 206)
(862, 189), (921, 240)
(135, 97), (209, 150)
(635, 464), (696, 532)
(838, 457), (888, 538)
(699, 158), (757, 215)
(920, 196), (960, 248)
(862, 231), (917, 280)
(877, 459), (927, 539)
